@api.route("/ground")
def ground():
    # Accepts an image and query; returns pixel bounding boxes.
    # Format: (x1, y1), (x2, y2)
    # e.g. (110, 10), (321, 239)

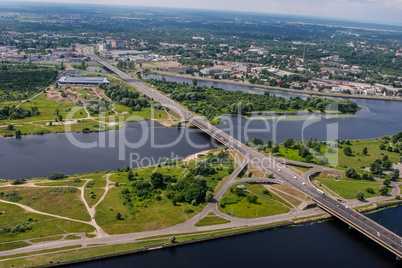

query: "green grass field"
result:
(0, 241), (31, 252)
(0, 187), (90, 222)
(315, 176), (385, 199)
(95, 187), (201, 234)
(84, 178), (107, 207)
(35, 180), (85, 187)
(0, 202), (94, 243)
(218, 183), (291, 218)
(194, 213), (231, 227)
(270, 139), (400, 171)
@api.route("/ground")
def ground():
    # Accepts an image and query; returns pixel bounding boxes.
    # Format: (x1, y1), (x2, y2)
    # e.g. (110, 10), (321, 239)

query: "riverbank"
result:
(151, 71), (402, 102)
(4, 201), (400, 267)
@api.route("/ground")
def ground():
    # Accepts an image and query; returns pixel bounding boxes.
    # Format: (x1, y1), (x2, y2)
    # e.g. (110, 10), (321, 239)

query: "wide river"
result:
(1, 74), (402, 266)
(145, 74), (402, 143)
(71, 206), (402, 268)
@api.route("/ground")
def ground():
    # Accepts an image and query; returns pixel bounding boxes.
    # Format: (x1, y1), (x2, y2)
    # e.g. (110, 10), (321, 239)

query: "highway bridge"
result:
(87, 51), (402, 260)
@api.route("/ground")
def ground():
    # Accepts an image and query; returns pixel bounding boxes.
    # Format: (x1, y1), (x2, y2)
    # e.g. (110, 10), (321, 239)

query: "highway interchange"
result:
(85, 47), (402, 259)
(0, 47), (401, 261)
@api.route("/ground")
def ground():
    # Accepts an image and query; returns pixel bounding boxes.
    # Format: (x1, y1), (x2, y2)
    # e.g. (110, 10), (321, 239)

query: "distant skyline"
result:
(8, 0), (402, 26)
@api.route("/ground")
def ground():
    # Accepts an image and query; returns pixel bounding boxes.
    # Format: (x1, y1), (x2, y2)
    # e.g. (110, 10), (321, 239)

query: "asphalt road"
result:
(88, 53), (402, 258)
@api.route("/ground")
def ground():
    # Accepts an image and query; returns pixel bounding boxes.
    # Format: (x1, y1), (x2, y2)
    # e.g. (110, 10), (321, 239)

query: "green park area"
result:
(0, 202), (95, 244)
(313, 171), (389, 200)
(218, 183), (291, 218)
(0, 67), (174, 137)
(147, 79), (360, 122)
(0, 149), (235, 248)
(261, 136), (401, 172)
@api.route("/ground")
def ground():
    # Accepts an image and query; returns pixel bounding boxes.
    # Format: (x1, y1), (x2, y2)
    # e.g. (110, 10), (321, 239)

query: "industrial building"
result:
(58, 76), (110, 86)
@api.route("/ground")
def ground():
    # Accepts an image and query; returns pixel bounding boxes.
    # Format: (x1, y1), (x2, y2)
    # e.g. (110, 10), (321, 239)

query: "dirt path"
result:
(15, 90), (44, 108)
(0, 199), (92, 226)
(79, 179), (108, 237)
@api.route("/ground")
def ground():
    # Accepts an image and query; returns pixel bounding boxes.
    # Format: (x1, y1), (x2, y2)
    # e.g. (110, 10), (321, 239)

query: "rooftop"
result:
(58, 76), (109, 84)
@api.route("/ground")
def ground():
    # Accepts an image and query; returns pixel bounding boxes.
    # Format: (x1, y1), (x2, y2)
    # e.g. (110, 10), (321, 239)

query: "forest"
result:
(0, 64), (58, 102)
(0, 105), (39, 120)
(101, 83), (150, 111)
(147, 80), (360, 120)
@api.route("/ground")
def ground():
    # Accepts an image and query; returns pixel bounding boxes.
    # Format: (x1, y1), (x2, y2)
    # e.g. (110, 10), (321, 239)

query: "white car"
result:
(294, 176), (297, 179)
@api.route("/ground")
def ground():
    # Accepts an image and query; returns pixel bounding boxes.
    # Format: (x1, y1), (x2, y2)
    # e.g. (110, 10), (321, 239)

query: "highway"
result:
(86, 50), (402, 259)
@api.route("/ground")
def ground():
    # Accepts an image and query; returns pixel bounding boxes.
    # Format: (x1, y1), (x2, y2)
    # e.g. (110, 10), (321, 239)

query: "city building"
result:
(58, 76), (110, 86)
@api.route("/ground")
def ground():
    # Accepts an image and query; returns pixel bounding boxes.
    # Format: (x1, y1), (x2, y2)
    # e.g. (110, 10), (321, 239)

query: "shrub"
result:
(366, 188), (374, 194)
(48, 173), (67, 180)
(48, 187), (77, 194)
(355, 191), (364, 200)
(11, 179), (25, 185)
(116, 212), (122, 220)
(247, 194), (258, 204)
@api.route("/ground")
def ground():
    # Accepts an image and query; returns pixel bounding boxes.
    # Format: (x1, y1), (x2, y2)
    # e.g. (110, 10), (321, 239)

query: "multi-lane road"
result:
(85, 49), (402, 259)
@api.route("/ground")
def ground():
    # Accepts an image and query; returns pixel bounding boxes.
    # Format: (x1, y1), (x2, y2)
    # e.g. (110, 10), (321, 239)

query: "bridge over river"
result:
(86, 50), (402, 260)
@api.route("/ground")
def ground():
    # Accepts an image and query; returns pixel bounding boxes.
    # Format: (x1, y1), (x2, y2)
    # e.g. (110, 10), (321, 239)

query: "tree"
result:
(7, 125), (14, 130)
(15, 130), (22, 139)
(192, 79), (198, 86)
(343, 147), (352, 156)
(383, 179), (391, 187)
(355, 191), (364, 200)
(170, 236), (176, 243)
(382, 160), (392, 170)
(205, 191), (214, 202)
(366, 188), (374, 194)
(298, 146), (310, 158)
(234, 187), (246, 197)
(379, 185), (389, 196)
(345, 168), (359, 179)
(48, 173), (67, 180)
(370, 162), (383, 174)
(247, 194), (258, 204)
(271, 145), (279, 154)
(283, 138), (295, 148)
(387, 170), (399, 181)
(127, 170), (134, 181)
(116, 212), (122, 220)
(362, 147), (368, 155)
(58, 115), (63, 122)
(379, 144), (386, 150)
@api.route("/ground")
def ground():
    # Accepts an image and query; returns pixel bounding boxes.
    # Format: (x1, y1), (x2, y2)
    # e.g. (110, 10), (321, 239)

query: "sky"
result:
(10, 0), (402, 26)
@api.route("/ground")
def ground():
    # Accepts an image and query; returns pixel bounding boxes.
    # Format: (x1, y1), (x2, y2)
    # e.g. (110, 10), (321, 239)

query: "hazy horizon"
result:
(5, 0), (402, 26)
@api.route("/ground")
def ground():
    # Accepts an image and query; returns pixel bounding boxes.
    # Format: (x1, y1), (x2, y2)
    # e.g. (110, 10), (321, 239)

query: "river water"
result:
(70, 206), (402, 268)
(0, 121), (216, 180)
(145, 74), (402, 143)
(1, 74), (402, 266)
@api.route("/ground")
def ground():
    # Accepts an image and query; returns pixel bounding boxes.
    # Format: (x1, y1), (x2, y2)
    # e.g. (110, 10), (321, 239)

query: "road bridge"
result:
(88, 52), (402, 259)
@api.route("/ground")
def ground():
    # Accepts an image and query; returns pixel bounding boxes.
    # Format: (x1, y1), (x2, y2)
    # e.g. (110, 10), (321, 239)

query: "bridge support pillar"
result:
(348, 225), (353, 230)
(396, 256), (401, 261)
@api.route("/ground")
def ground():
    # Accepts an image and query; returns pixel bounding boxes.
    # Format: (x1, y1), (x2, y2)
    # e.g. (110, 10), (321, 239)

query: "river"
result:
(144, 74), (402, 143)
(1, 74), (402, 266)
(69, 205), (402, 268)
(0, 121), (216, 180)
(1, 75), (402, 179)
